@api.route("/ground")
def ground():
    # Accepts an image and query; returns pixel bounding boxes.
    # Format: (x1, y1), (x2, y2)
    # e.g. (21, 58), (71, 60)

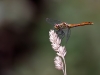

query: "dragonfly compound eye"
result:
(54, 24), (59, 29)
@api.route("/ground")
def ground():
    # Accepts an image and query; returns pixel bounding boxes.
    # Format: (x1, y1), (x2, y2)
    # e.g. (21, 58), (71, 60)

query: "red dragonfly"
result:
(46, 18), (93, 42)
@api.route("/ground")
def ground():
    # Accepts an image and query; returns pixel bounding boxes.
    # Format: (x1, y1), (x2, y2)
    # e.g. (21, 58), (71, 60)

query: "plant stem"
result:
(63, 57), (67, 75)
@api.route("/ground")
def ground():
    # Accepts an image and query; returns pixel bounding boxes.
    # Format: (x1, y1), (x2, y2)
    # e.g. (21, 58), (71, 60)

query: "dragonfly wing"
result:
(66, 28), (71, 42)
(46, 18), (62, 26)
(56, 29), (65, 39)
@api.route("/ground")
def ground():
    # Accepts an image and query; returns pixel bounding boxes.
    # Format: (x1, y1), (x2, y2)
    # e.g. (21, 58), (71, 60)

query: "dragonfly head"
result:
(54, 24), (60, 29)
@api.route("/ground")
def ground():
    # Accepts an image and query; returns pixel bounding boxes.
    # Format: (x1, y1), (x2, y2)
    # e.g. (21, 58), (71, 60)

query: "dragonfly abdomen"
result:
(68, 24), (81, 28)
(68, 22), (93, 28)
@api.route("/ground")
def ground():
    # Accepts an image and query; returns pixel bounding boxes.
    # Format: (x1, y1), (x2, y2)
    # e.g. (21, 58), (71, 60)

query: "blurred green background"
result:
(1, 0), (100, 75)
(31, 0), (99, 75)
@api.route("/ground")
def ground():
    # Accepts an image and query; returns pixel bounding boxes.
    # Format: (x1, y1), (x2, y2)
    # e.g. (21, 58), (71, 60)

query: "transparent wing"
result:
(60, 27), (71, 42)
(55, 29), (65, 39)
(46, 18), (62, 26)
(66, 28), (71, 43)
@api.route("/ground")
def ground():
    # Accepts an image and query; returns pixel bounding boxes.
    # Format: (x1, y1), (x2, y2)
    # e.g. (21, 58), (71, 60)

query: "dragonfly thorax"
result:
(54, 22), (68, 29)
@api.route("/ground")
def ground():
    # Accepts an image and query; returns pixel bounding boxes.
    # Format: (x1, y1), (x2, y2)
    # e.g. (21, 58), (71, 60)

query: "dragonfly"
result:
(46, 18), (93, 42)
